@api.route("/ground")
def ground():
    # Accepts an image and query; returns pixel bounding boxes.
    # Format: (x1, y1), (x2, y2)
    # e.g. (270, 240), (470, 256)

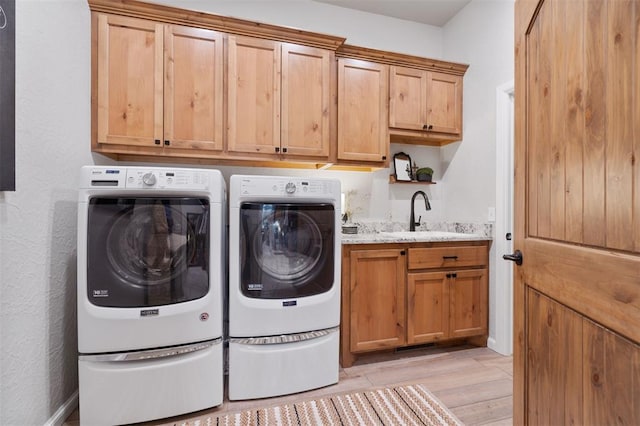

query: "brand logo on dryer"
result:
(140, 309), (159, 317)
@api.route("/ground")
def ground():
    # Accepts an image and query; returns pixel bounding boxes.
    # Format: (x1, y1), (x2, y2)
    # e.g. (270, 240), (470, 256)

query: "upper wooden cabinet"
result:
(95, 14), (224, 152)
(336, 58), (389, 164)
(88, 0), (467, 167)
(227, 36), (332, 159)
(336, 44), (468, 149)
(390, 67), (462, 137)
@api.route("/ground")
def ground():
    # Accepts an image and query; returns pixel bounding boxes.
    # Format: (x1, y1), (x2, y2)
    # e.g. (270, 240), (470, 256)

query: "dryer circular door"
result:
(86, 197), (210, 308)
(239, 203), (335, 299)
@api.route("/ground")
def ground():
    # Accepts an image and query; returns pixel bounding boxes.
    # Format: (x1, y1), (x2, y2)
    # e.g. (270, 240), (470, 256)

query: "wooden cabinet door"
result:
(407, 271), (448, 344)
(389, 66), (427, 131)
(228, 35), (281, 155)
(97, 15), (163, 147)
(349, 249), (406, 352)
(449, 268), (487, 338)
(337, 58), (388, 163)
(164, 25), (223, 151)
(281, 44), (331, 158)
(425, 72), (462, 135)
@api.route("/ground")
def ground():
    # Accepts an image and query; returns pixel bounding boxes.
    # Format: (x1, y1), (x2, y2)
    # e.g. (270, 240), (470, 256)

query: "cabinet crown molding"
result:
(87, 0), (347, 50)
(337, 44), (469, 76)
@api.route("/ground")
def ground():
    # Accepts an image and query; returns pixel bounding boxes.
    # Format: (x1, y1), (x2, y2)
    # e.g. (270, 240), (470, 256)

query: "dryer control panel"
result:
(237, 177), (337, 198)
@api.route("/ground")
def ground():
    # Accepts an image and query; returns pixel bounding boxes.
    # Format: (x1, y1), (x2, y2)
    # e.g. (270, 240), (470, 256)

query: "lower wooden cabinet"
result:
(349, 249), (406, 352)
(341, 241), (489, 367)
(407, 268), (487, 346)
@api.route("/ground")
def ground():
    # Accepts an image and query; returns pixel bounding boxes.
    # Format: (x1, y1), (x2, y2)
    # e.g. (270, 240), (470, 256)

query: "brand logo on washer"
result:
(200, 313), (209, 321)
(92, 289), (109, 298)
(140, 309), (159, 317)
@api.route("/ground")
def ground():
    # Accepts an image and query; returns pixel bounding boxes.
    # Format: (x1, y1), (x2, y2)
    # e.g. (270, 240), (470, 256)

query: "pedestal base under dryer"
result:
(228, 328), (339, 400)
(79, 340), (222, 425)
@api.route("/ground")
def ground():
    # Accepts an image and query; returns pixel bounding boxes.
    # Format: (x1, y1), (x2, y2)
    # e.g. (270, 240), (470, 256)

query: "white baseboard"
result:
(45, 390), (78, 426)
(487, 336), (497, 352)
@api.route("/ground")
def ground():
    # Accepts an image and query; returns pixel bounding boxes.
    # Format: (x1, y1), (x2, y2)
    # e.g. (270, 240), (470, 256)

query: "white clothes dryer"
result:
(228, 175), (341, 400)
(77, 166), (225, 425)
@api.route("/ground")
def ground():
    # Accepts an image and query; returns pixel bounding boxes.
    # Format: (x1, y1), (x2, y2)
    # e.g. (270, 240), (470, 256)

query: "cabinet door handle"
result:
(446, 273), (451, 278)
(164, 140), (170, 146)
(382, 155), (386, 160)
(400, 250), (405, 256)
(282, 147), (288, 153)
(154, 139), (161, 145)
(428, 124), (434, 130)
(443, 255), (458, 261)
(275, 147), (280, 153)
(423, 124), (429, 130)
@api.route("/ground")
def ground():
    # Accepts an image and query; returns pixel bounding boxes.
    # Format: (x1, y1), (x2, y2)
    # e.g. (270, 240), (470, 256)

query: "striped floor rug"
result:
(177, 384), (462, 426)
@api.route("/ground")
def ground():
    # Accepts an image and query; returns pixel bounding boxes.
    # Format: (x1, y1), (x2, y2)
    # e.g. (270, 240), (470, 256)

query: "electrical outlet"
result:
(488, 207), (496, 222)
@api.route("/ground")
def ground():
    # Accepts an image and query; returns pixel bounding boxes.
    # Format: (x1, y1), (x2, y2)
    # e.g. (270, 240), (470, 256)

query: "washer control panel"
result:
(82, 167), (211, 190)
(126, 169), (210, 189)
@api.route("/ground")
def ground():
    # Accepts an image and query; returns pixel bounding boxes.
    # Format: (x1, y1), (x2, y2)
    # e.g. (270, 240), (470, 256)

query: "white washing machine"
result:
(228, 175), (341, 400)
(77, 166), (225, 425)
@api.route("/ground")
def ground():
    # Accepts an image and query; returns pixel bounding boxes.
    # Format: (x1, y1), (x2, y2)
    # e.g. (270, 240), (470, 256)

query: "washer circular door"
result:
(87, 197), (210, 307)
(239, 203), (335, 299)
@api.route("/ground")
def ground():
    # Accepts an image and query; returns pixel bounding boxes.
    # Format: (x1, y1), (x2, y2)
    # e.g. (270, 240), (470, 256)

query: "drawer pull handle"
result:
(443, 255), (459, 260)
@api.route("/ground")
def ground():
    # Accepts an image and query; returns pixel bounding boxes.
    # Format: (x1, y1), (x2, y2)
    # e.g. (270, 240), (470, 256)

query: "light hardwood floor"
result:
(65, 345), (513, 425)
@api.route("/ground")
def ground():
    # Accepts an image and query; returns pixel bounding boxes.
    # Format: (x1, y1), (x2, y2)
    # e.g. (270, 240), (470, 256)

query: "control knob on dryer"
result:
(285, 182), (297, 194)
(142, 172), (157, 186)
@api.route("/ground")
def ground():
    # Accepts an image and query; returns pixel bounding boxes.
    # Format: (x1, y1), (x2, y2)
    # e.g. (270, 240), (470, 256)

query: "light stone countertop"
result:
(341, 230), (492, 244)
(339, 221), (493, 245)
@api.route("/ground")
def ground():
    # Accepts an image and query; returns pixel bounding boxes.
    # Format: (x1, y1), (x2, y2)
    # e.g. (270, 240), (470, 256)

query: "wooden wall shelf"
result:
(389, 175), (436, 184)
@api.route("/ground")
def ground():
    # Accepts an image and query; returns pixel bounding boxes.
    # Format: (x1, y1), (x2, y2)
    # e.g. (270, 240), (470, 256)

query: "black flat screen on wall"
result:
(0, 0), (15, 191)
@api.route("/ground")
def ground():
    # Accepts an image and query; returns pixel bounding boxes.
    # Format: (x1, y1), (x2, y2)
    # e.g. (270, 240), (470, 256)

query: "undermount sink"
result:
(379, 231), (478, 239)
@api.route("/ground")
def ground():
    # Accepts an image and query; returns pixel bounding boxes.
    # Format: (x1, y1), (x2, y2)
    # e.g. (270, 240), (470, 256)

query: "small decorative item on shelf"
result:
(341, 190), (358, 234)
(393, 152), (413, 182)
(416, 167), (434, 182)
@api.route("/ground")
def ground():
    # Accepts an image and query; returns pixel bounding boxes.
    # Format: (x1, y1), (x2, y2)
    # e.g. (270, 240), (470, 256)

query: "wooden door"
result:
(164, 25), (223, 151)
(389, 66), (427, 131)
(349, 249), (406, 352)
(449, 269), (487, 338)
(96, 14), (163, 146)
(425, 72), (462, 135)
(281, 43), (331, 158)
(514, 0), (640, 423)
(407, 271), (449, 344)
(337, 58), (388, 163)
(228, 35), (281, 155)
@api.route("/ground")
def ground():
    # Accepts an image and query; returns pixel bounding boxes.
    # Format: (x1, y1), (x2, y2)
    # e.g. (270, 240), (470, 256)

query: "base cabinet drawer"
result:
(408, 245), (487, 270)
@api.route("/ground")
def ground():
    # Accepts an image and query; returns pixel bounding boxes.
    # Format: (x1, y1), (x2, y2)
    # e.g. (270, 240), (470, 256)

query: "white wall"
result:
(0, 1), (92, 424)
(442, 0), (515, 352)
(152, 0), (444, 58)
(0, 1), (447, 423)
(441, 0), (514, 222)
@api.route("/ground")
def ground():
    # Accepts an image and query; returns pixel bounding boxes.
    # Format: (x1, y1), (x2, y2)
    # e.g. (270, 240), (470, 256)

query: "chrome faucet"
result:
(410, 191), (431, 231)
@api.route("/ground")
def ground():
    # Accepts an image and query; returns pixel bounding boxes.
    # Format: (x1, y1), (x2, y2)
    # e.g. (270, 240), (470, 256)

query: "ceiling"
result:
(312, 0), (472, 27)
